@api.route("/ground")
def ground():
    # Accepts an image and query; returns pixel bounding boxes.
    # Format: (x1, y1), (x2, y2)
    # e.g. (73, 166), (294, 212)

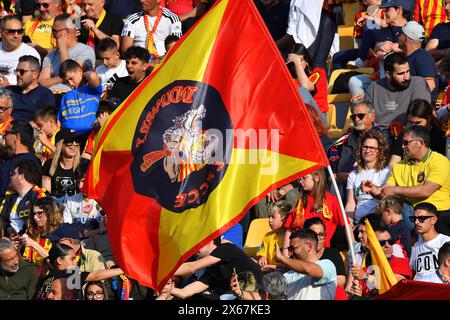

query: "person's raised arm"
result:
(174, 255), (221, 277)
(171, 281), (209, 299)
(275, 243), (323, 279)
(85, 267), (124, 282)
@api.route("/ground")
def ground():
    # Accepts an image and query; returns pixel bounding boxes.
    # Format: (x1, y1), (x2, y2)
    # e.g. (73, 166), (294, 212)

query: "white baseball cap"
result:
(401, 21), (425, 42)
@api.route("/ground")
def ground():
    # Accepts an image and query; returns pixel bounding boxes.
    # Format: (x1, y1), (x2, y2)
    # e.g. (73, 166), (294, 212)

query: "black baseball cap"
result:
(44, 223), (81, 242)
(55, 128), (84, 144)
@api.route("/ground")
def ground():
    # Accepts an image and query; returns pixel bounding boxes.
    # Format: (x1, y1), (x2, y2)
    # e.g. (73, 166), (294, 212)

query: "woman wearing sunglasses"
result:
(20, 197), (63, 276)
(41, 128), (85, 204)
(345, 130), (391, 224)
(389, 99), (447, 167)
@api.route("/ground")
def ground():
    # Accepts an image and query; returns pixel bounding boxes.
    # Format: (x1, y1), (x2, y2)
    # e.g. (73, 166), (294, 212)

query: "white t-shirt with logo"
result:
(96, 60), (128, 94)
(0, 43), (41, 85)
(410, 233), (450, 281)
(9, 197), (24, 233)
(284, 259), (337, 300)
(347, 167), (391, 223)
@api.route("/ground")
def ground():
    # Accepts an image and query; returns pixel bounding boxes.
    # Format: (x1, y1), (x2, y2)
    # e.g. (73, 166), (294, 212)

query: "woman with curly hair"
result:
(345, 130), (391, 224)
(20, 197), (63, 274)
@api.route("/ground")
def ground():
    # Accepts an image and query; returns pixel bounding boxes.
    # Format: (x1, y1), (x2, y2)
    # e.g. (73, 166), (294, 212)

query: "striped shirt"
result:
(414, 0), (449, 37)
(121, 8), (182, 57)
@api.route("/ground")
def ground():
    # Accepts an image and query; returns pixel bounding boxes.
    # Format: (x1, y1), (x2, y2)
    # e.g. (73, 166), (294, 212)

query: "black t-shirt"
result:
(429, 22), (450, 50)
(8, 85), (56, 121)
(320, 247), (346, 276)
(109, 76), (145, 103)
(199, 243), (263, 295)
(105, 0), (141, 20)
(42, 161), (78, 197)
(34, 270), (89, 300)
(78, 12), (124, 58)
(20, 0), (35, 16)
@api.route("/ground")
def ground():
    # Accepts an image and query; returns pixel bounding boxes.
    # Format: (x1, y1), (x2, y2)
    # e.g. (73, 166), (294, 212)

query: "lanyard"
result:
(87, 9), (107, 49)
(143, 7), (163, 60)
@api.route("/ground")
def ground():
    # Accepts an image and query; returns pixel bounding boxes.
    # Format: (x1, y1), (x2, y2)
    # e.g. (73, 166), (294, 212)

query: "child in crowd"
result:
(96, 38), (128, 96)
(376, 195), (412, 258)
(353, 0), (386, 48)
(256, 200), (291, 272)
(32, 106), (61, 164)
(58, 59), (102, 135)
(62, 162), (104, 239)
(283, 169), (348, 256)
(286, 43), (328, 114)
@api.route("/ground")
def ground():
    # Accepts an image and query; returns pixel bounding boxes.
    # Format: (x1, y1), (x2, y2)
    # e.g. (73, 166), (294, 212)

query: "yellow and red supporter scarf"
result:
(87, 9), (106, 49)
(143, 7), (163, 60)
(120, 275), (131, 300)
(292, 197), (333, 230)
(0, 115), (13, 136)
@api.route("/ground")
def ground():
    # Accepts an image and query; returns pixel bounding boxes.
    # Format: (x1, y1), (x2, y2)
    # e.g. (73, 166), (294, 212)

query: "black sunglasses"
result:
(379, 239), (396, 246)
(2, 28), (24, 36)
(409, 216), (434, 223)
(37, 2), (50, 9)
(350, 113), (367, 121)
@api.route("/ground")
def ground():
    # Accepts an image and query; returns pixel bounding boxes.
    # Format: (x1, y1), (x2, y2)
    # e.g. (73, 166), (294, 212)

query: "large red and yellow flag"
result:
(86, 0), (328, 290)
(365, 220), (398, 294)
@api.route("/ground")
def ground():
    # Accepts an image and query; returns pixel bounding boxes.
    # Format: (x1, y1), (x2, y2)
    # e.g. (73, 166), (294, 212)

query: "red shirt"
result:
(284, 192), (346, 247)
(309, 67), (328, 113)
(164, 0), (201, 16)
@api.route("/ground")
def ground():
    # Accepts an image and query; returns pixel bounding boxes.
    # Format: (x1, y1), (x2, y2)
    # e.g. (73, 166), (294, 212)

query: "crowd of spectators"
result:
(0, 0), (449, 300)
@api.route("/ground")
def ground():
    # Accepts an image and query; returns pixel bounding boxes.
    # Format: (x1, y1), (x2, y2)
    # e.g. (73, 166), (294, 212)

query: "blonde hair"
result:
(268, 200), (291, 222)
(49, 140), (80, 176)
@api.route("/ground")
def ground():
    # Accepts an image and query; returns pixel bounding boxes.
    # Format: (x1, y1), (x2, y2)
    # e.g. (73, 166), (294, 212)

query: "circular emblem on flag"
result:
(131, 81), (232, 212)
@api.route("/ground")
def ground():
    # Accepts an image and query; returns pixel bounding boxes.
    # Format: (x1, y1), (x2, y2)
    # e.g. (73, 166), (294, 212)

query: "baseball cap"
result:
(44, 223), (81, 242)
(380, 0), (411, 10)
(55, 128), (83, 144)
(401, 21), (426, 42)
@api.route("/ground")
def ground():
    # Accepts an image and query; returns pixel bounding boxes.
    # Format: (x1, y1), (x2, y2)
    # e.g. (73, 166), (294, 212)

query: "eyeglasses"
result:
(409, 215), (434, 223)
(0, 106), (11, 112)
(37, 2), (50, 9)
(350, 113), (367, 121)
(2, 28), (24, 36)
(33, 210), (45, 217)
(287, 242), (309, 251)
(14, 69), (36, 76)
(86, 291), (104, 299)
(378, 238), (396, 246)
(402, 139), (421, 146)
(362, 145), (378, 152)
(316, 232), (327, 239)
(64, 141), (80, 147)
(52, 28), (69, 35)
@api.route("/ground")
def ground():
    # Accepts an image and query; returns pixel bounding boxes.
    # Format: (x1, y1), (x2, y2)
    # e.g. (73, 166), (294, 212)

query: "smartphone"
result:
(5, 226), (18, 238)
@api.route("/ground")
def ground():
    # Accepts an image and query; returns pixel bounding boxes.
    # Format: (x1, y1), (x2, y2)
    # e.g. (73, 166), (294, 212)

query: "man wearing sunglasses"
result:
(0, 15), (41, 86)
(274, 229), (337, 300)
(6, 55), (55, 122)
(24, 0), (62, 52)
(410, 203), (450, 282)
(328, 100), (379, 198)
(349, 226), (411, 297)
(0, 88), (13, 145)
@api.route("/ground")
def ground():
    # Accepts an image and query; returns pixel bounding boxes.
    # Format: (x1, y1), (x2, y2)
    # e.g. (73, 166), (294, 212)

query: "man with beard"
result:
(6, 56), (55, 122)
(363, 52), (431, 143)
(0, 238), (40, 300)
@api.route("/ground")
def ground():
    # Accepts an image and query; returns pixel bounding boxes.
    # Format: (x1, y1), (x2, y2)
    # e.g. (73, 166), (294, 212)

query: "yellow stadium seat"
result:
(327, 104), (337, 129)
(328, 69), (352, 94)
(327, 107), (354, 139)
(338, 26), (355, 51)
(243, 218), (271, 257)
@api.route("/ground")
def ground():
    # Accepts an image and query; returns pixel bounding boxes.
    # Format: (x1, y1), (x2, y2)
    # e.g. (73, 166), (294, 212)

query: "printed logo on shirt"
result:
(417, 172), (425, 183)
(385, 101), (398, 111)
(415, 251), (439, 273)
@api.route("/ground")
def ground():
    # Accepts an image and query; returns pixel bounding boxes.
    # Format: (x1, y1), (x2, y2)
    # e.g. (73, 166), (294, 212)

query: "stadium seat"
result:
(327, 104), (337, 129)
(343, 1), (361, 27)
(243, 218), (271, 257)
(328, 68), (375, 94)
(338, 26), (354, 51)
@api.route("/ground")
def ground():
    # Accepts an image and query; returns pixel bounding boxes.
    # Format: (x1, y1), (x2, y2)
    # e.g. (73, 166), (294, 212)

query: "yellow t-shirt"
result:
(24, 18), (55, 49)
(256, 230), (285, 265)
(386, 151), (450, 211)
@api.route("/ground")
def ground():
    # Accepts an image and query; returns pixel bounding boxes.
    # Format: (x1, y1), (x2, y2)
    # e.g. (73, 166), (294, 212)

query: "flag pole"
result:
(326, 165), (356, 263)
